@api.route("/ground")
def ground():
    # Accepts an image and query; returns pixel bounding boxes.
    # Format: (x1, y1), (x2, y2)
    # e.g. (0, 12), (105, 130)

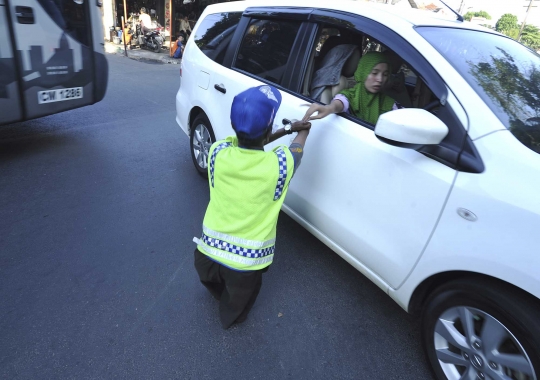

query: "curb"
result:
(104, 42), (181, 65)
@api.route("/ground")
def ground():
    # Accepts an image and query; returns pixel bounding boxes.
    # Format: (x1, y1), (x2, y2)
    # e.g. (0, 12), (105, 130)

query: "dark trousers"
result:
(194, 249), (266, 329)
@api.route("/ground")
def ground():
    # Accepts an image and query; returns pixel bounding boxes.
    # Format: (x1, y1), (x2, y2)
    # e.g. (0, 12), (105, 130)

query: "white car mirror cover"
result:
(375, 108), (449, 145)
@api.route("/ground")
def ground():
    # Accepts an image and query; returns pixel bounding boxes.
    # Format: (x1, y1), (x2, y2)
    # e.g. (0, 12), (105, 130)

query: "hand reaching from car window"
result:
(302, 100), (345, 122)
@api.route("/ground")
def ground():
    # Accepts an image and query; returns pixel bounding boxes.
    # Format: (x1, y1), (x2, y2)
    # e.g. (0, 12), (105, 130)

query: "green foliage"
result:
(463, 10), (492, 21)
(495, 14), (519, 35)
(477, 10), (492, 20)
(507, 28), (521, 40)
(521, 24), (540, 50)
(494, 13), (540, 50)
(463, 12), (474, 21)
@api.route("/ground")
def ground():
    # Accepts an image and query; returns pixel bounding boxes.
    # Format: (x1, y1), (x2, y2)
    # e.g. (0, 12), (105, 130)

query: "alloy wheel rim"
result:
(434, 306), (536, 380)
(192, 124), (212, 169)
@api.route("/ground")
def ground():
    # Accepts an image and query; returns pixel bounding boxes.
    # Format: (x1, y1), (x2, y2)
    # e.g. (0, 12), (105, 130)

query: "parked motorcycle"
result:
(141, 27), (164, 53)
(127, 21), (164, 53)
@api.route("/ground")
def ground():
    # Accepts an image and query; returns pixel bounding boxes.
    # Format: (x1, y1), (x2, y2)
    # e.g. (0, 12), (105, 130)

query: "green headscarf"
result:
(339, 51), (395, 124)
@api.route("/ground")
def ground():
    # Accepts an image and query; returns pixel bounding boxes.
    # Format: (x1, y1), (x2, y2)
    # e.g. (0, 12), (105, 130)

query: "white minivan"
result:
(175, 1), (540, 379)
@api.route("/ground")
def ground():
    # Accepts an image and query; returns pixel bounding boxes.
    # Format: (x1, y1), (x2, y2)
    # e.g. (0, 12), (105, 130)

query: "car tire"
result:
(421, 278), (540, 380)
(190, 113), (216, 178)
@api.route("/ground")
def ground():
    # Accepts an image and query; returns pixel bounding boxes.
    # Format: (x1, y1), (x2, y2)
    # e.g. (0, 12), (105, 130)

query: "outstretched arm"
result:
(266, 121), (311, 145)
(265, 121), (311, 172)
(301, 99), (344, 122)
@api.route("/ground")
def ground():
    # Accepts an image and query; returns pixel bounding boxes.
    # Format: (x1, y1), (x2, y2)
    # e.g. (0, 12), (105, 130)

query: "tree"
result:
(463, 10), (492, 21)
(463, 12), (474, 21)
(520, 24), (540, 50)
(495, 14), (520, 38)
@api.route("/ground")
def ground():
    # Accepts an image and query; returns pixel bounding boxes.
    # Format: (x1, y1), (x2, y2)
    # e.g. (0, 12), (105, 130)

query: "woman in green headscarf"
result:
(302, 51), (397, 125)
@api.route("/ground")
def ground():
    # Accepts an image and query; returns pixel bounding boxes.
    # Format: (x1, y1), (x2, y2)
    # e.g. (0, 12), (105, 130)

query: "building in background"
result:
(101, 0), (236, 44)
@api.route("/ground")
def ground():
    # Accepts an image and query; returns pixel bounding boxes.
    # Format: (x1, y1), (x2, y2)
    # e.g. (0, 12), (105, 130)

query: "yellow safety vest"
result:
(194, 136), (294, 271)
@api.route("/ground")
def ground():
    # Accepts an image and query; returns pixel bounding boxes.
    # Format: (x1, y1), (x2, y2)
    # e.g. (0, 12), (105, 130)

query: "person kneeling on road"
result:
(193, 85), (311, 329)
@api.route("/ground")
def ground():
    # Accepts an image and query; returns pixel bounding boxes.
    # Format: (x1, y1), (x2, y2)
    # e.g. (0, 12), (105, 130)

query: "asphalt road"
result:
(0, 53), (434, 379)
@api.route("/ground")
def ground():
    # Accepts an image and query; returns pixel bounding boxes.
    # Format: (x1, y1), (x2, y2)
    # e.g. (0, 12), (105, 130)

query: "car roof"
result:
(208, 0), (499, 35)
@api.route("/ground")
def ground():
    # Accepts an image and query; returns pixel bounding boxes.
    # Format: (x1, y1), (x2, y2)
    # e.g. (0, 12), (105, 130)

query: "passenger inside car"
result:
(304, 27), (439, 125)
(303, 51), (400, 124)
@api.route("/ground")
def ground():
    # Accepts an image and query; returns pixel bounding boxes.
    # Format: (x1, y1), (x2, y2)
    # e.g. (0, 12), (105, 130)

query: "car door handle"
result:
(15, 6), (35, 24)
(214, 84), (226, 94)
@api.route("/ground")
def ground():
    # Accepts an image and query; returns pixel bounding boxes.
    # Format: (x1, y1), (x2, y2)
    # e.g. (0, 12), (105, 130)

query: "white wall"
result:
(102, 0), (115, 41)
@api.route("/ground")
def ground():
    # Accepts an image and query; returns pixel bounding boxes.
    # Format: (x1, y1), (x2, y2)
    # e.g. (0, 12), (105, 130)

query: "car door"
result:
(6, 0), (95, 120)
(0, 0), (22, 125)
(188, 11), (250, 140)
(272, 11), (473, 290)
(197, 10), (313, 141)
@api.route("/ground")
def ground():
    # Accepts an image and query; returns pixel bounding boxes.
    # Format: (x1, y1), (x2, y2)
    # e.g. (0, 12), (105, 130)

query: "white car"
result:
(175, 1), (540, 379)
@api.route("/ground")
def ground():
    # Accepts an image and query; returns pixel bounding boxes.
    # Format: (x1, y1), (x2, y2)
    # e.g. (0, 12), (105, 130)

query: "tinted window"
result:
(233, 19), (300, 85)
(194, 12), (241, 65)
(418, 27), (540, 154)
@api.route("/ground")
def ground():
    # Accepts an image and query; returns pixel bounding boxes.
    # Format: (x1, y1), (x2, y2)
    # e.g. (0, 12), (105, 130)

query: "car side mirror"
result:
(374, 108), (449, 149)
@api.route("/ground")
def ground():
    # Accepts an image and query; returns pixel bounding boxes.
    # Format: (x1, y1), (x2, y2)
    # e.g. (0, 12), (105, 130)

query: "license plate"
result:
(38, 87), (83, 104)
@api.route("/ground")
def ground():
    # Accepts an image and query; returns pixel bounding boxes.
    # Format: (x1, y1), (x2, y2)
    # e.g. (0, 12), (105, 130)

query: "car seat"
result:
(315, 35), (341, 69)
(319, 48), (361, 104)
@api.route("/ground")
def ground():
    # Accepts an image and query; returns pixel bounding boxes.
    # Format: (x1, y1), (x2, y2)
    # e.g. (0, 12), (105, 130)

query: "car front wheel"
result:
(190, 113), (215, 178)
(422, 279), (540, 380)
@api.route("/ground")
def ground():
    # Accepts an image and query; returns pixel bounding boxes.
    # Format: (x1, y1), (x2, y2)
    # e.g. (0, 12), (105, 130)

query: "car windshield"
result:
(417, 27), (540, 154)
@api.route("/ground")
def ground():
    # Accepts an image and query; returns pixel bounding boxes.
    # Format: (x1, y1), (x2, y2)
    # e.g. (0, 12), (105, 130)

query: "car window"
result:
(305, 26), (435, 124)
(233, 19), (301, 85)
(298, 14), (478, 170)
(418, 27), (540, 154)
(194, 12), (242, 65)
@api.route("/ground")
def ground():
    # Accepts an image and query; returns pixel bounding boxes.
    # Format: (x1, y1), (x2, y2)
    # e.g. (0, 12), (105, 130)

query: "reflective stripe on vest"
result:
(203, 225), (275, 248)
(273, 148), (287, 201)
(193, 237), (274, 267)
(200, 232), (274, 257)
(195, 225), (276, 267)
(210, 142), (232, 187)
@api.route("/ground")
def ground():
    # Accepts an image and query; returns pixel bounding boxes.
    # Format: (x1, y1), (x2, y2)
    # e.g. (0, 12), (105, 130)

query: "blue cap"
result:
(230, 85), (282, 140)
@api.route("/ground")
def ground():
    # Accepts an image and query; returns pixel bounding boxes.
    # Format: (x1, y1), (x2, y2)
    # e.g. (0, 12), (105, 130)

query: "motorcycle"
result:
(127, 21), (164, 53)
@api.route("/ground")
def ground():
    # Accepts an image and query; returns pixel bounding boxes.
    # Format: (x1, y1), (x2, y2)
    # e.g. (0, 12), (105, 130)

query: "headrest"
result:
(319, 35), (341, 58)
(342, 48), (361, 77)
(383, 50), (404, 74)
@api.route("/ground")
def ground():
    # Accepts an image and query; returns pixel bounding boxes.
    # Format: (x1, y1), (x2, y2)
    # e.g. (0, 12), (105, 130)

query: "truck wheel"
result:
(421, 278), (540, 380)
(190, 114), (215, 178)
